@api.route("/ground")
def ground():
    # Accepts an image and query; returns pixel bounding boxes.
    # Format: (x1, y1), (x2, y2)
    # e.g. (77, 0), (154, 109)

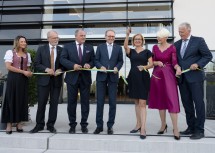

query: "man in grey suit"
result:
(93, 29), (123, 134)
(174, 22), (212, 139)
(30, 30), (63, 133)
(60, 29), (95, 134)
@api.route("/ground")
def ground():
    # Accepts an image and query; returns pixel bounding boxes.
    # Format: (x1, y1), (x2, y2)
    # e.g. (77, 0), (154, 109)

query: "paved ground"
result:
(1, 103), (213, 137)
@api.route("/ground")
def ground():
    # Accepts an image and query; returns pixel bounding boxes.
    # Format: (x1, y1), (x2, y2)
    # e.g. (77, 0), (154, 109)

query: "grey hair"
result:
(179, 22), (191, 31)
(75, 29), (85, 36)
(47, 30), (58, 38)
(105, 29), (115, 36)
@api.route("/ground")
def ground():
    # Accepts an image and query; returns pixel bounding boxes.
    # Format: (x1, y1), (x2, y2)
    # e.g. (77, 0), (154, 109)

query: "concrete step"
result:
(0, 148), (45, 153)
(45, 150), (139, 153)
(48, 134), (215, 153)
(0, 132), (215, 153)
(0, 132), (51, 149)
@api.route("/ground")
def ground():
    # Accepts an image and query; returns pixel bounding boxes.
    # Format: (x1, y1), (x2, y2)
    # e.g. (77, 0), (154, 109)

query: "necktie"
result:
(50, 46), (55, 70)
(78, 44), (82, 62)
(180, 39), (188, 58)
(108, 44), (112, 59)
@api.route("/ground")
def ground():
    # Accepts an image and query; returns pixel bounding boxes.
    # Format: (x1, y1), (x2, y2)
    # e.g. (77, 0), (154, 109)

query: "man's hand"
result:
(45, 68), (55, 75)
(100, 66), (107, 73)
(190, 63), (199, 70)
(55, 69), (62, 76)
(114, 67), (118, 74)
(84, 63), (91, 69)
(74, 64), (82, 71)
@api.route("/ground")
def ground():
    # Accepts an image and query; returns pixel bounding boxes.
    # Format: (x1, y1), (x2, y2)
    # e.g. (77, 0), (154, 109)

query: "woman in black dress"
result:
(2, 36), (32, 134)
(124, 28), (153, 139)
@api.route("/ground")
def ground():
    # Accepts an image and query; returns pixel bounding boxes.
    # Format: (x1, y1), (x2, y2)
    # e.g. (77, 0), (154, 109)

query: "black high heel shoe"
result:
(130, 127), (141, 133)
(173, 130), (180, 140)
(157, 124), (168, 134)
(6, 130), (12, 134)
(16, 125), (23, 133)
(140, 130), (146, 139)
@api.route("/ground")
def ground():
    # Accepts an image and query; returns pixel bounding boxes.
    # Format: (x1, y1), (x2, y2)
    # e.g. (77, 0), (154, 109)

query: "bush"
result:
(27, 48), (37, 106)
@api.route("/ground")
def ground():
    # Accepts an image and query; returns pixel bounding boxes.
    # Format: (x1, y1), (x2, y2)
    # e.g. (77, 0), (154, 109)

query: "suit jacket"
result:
(34, 44), (63, 87)
(174, 36), (212, 83)
(60, 42), (95, 85)
(95, 43), (123, 83)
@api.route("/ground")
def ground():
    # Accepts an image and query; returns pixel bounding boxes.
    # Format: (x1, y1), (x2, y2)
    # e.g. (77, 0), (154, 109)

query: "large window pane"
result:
(0, 29), (41, 39)
(85, 0), (126, 3)
(84, 4), (126, 20)
(2, 14), (42, 22)
(44, 0), (83, 4)
(41, 28), (76, 39)
(128, 3), (172, 19)
(2, 7), (43, 22)
(128, 0), (172, 2)
(3, 0), (43, 6)
(43, 6), (83, 21)
(128, 23), (172, 37)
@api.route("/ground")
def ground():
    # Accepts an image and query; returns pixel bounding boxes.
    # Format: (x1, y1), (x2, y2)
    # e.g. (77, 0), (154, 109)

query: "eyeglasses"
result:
(134, 39), (142, 41)
(107, 35), (115, 38)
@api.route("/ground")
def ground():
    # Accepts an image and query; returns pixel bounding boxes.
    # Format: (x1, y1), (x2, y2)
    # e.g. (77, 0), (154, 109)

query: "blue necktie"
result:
(108, 44), (112, 59)
(180, 40), (188, 58)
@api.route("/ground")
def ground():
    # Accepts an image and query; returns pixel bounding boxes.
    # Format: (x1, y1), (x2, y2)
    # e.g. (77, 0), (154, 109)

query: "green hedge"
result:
(27, 48), (37, 106)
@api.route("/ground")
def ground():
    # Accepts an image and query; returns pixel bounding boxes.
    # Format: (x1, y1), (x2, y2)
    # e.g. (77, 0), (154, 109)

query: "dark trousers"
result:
(36, 78), (61, 128)
(96, 77), (117, 128)
(67, 76), (90, 128)
(179, 77), (205, 133)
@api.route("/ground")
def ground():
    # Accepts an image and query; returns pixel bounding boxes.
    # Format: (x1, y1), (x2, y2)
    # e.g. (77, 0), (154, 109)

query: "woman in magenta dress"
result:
(148, 28), (182, 140)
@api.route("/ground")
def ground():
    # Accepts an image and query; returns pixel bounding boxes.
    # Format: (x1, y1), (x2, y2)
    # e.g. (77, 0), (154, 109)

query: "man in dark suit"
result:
(174, 22), (212, 139)
(30, 30), (63, 133)
(60, 29), (95, 134)
(93, 29), (123, 135)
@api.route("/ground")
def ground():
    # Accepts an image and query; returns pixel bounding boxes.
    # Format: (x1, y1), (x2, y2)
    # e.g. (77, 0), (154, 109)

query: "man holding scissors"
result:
(174, 22), (212, 139)
(60, 29), (95, 134)
(30, 30), (63, 133)
(93, 29), (123, 135)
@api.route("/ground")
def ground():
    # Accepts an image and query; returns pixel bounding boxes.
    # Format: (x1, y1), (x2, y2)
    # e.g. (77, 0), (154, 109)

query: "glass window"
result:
(84, 4), (126, 20)
(128, 2), (172, 19)
(0, 29), (41, 40)
(3, 0), (43, 6)
(128, 0), (172, 2)
(128, 23), (172, 37)
(44, 0), (83, 4)
(84, 23), (126, 39)
(85, 0), (126, 3)
(2, 7), (43, 22)
(41, 28), (77, 39)
(2, 14), (42, 22)
(43, 6), (83, 21)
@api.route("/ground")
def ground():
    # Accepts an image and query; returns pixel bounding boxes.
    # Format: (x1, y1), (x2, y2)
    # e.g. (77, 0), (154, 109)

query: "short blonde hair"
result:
(156, 28), (170, 38)
(132, 34), (145, 46)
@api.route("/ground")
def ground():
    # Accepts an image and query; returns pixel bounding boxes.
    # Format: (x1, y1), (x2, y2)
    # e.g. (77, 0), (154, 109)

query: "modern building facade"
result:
(0, 0), (214, 102)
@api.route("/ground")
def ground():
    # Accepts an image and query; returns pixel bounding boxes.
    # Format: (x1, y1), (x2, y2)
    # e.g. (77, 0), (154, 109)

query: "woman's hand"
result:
(157, 61), (164, 67)
(137, 65), (147, 72)
(126, 27), (131, 36)
(23, 71), (33, 77)
(175, 66), (182, 76)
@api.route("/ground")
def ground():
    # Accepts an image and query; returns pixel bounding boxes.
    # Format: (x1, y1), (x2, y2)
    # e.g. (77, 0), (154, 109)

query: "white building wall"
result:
(174, 0), (215, 50)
